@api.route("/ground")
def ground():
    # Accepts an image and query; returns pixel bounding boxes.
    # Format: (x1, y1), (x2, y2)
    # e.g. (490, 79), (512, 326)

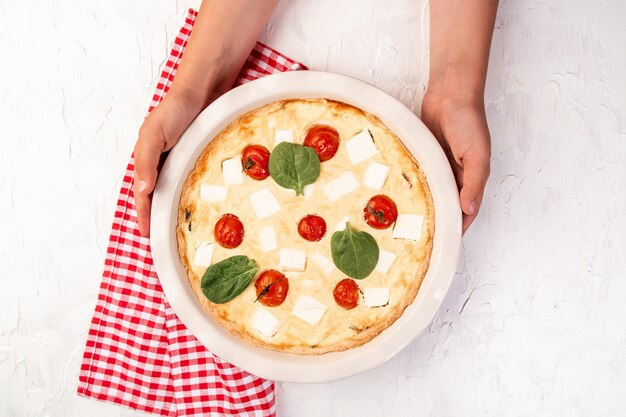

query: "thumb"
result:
(134, 132), (163, 194)
(133, 129), (164, 237)
(459, 145), (490, 232)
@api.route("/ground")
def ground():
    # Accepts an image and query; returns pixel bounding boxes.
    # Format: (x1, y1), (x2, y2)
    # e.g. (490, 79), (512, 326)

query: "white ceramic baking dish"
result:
(150, 71), (461, 383)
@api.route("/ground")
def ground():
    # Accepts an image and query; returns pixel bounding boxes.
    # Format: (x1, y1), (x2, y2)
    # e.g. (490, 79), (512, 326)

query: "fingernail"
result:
(468, 201), (476, 215)
(138, 180), (147, 193)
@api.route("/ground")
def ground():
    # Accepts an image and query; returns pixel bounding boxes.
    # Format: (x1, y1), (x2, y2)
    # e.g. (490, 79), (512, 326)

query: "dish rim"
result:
(150, 70), (461, 383)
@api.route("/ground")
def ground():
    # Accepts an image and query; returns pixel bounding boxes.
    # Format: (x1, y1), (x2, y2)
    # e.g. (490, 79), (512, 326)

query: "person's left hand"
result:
(421, 92), (491, 233)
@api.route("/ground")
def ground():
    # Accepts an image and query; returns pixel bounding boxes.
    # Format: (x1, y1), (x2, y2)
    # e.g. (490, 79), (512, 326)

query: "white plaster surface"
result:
(1, 0), (625, 416)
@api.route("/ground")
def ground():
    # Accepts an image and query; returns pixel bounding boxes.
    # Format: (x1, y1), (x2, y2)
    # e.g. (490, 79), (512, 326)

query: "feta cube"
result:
(274, 129), (293, 145)
(279, 248), (307, 271)
(259, 225), (277, 252)
(312, 252), (335, 275)
(363, 161), (390, 190)
(322, 172), (360, 202)
(292, 296), (327, 326)
(346, 129), (379, 165)
(222, 157), (244, 185)
(280, 183), (315, 199)
(200, 184), (228, 203)
(249, 188), (281, 219)
(335, 215), (350, 231)
(392, 214), (424, 241)
(363, 288), (390, 307)
(303, 183), (315, 199)
(252, 308), (280, 337)
(193, 243), (214, 267)
(375, 249), (397, 273)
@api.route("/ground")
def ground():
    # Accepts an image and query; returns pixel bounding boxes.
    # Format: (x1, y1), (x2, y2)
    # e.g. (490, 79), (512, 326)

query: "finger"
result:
(450, 156), (464, 191)
(462, 199), (482, 234)
(433, 135), (464, 190)
(135, 191), (153, 238)
(459, 146), (490, 233)
(133, 133), (164, 237)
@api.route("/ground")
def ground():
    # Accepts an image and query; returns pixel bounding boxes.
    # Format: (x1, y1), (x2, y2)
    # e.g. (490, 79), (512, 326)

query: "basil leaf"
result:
(331, 223), (379, 279)
(201, 255), (259, 304)
(269, 142), (320, 195)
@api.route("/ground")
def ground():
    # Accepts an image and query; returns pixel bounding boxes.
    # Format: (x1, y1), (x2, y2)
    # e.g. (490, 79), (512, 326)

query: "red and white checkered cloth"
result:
(77, 9), (307, 416)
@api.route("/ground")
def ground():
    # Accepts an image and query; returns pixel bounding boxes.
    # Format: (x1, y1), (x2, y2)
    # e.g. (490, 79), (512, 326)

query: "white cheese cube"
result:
(193, 243), (214, 267)
(280, 183), (314, 199)
(335, 215), (350, 231)
(392, 214), (424, 241)
(322, 172), (360, 202)
(200, 184), (228, 203)
(259, 225), (277, 252)
(249, 188), (282, 219)
(222, 157), (244, 185)
(375, 249), (397, 273)
(292, 295), (327, 326)
(346, 129), (379, 165)
(312, 252), (335, 275)
(363, 161), (390, 190)
(279, 248), (307, 271)
(303, 183), (315, 199)
(280, 186), (296, 196)
(275, 129), (293, 145)
(252, 307), (280, 337)
(363, 288), (390, 307)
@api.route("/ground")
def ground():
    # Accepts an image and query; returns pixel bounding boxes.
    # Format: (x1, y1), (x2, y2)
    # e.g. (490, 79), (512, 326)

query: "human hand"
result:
(133, 92), (203, 237)
(421, 92), (491, 233)
(130, 0), (281, 238)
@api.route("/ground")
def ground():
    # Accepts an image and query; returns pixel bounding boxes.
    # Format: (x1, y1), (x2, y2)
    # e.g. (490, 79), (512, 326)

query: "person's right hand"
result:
(133, 92), (203, 237)
(130, 0), (282, 237)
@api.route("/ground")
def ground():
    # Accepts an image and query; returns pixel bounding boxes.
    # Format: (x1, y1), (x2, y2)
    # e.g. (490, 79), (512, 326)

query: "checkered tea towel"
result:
(77, 8), (307, 416)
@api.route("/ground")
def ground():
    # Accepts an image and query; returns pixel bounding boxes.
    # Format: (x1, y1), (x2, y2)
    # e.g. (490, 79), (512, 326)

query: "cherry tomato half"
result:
(333, 278), (360, 310)
(303, 125), (340, 162)
(255, 270), (289, 307)
(298, 215), (327, 242)
(363, 195), (398, 229)
(241, 144), (270, 180)
(214, 213), (244, 248)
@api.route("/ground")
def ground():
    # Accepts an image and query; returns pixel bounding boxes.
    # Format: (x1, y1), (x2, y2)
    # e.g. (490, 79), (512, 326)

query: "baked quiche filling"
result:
(177, 98), (434, 354)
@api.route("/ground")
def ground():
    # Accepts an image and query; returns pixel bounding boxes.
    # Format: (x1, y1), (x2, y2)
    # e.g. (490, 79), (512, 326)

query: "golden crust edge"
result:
(175, 98), (436, 355)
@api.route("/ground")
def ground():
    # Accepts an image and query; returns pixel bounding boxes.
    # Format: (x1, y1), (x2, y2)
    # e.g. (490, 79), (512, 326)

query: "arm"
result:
(421, 0), (498, 233)
(134, 0), (278, 237)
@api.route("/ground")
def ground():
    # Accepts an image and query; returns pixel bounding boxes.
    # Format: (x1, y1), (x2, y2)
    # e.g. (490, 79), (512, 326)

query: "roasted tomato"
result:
(303, 125), (340, 162)
(255, 270), (289, 307)
(214, 213), (244, 248)
(363, 195), (398, 229)
(333, 278), (360, 310)
(241, 144), (270, 180)
(298, 214), (327, 242)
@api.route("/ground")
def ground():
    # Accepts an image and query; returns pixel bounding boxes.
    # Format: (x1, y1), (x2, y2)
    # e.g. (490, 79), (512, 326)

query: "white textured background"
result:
(1, 0), (625, 416)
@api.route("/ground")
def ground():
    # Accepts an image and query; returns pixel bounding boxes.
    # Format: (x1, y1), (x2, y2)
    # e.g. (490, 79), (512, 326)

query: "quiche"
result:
(176, 98), (434, 355)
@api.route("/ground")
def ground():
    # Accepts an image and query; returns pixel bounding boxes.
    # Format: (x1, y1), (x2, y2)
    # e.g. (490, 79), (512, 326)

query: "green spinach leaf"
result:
(269, 142), (320, 195)
(331, 223), (379, 279)
(201, 255), (259, 304)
